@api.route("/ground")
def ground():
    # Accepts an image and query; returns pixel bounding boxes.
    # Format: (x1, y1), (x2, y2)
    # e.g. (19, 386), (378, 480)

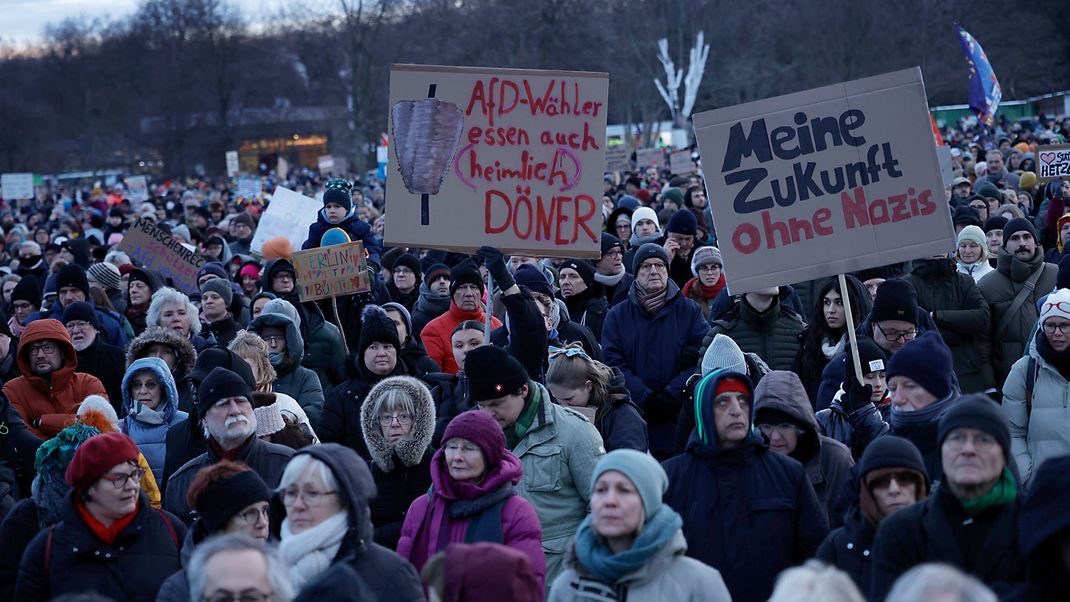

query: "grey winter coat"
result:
(548, 530), (731, 602)
(249, 312), (325, 425)
(1002, 338), (1070, 487)
(121, 357), (188, 480)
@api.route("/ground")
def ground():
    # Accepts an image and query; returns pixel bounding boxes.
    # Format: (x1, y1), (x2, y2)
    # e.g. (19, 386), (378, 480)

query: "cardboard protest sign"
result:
(385, 64), (609, 259)
(118, 218), (205, 294)
(1, 173), (34, 200)
(292, 241), (370, 302)
(318, 155), (335, 174)
(251, 186), (322, 255)
(127, 176), (149, 202)
(635, 148), (663, 169)
(670, 149), (696, 175)
(225, 151), (240, 177)
(692, 67), (952, 294)
(605, 145), (630, 172)
(1037, 144), (1070, 183)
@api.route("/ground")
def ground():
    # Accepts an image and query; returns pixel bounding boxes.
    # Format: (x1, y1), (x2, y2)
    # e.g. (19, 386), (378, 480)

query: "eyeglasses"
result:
(393, 267), (415, 276)
(281, 488), (337, 506)
(757, 423), (803, 438)
(875, 324), (917, 342)
(1043, 321), (1070, 335)
(203, 591), (274, 602)
(697, 264), (722, 273)
(378, 413), (413, 427)
(272, 273), (294, 282)
(235, 505), (270, 525)
(867, 471), (917, 491)
(944, 431), (998, 451)
(602, 250), (623, 259)
(101, 468), (144, 489)
(637, 262), (667, 274)
(261, 335), (285, 345)
(65, 320), (93, 331)
(27, 341), (59, 355)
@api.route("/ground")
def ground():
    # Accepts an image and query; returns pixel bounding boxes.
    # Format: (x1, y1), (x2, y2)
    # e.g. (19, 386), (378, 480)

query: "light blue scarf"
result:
(574, 505), (683, 584)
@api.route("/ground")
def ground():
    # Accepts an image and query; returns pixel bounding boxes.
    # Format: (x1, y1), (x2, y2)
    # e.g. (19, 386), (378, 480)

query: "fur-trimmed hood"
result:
(125, 326), (197, 380)
(360, 376), (436, 472)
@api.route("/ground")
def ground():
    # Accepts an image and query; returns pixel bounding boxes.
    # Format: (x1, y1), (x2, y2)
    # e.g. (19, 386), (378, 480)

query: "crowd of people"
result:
(0, 110), (1067, 602)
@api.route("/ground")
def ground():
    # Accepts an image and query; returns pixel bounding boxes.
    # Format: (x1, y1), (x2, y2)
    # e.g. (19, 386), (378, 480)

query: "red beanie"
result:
(714, 377), (750, 400)
(64, 432), (140, 492)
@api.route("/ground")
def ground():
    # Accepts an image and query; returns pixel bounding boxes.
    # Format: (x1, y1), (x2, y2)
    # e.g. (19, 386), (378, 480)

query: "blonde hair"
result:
(228, 330), (276, 390)
(545, 342), (614, 408)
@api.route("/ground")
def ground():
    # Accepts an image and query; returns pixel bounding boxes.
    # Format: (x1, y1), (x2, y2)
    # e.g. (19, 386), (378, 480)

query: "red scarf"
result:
(76, 499), (139, 545)
(208, 436), (249, 461)
(683, 275), (725, 300)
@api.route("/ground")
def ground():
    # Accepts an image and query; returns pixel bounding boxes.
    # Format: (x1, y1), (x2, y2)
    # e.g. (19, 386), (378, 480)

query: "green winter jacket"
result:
(700, 296), (805, 372)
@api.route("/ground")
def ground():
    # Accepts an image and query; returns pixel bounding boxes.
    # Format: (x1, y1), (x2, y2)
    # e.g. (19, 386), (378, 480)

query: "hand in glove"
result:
(843, 375), (874, 413)
(475, 245), (515, 291)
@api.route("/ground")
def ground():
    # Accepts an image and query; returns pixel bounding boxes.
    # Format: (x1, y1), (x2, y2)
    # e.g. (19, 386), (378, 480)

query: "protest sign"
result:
(1037, 144), (1070, 183)
(237, 177), (262, 200)
(670, 149), (696, 175)
(292, 241), (370, 302)
(1, 173), (34, 200)
(127, 175), (149, 202)
(318, 155), (335, 174)
(118, 218), (205, 294)
(251, 186), (322, 255)
(935, 147), (953, 188)
(605, 145), (630, 172)
(225, 150), (240, 177)
(635, 148), (663, 169)
(384, 64), (609, 259)
(692, 67), (952, 294)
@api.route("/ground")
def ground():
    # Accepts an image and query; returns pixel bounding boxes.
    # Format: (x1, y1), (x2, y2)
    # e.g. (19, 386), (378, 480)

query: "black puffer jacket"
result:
(269, 444), (424, 602)
(816, 506), (876, 595)
(74, 337), (126, 414)
(815, 385), (891, 461)
(319, 353), (408, 462)
(360, 376), (436, 550)
(701, 296), (805, 372)
(902, 259), (993, 393)
(595, 369), (648, 453)
(15, 492), (185, 601)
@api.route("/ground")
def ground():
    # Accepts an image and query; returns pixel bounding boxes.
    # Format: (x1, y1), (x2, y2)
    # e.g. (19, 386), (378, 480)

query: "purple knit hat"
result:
(441, 410), (505, 467)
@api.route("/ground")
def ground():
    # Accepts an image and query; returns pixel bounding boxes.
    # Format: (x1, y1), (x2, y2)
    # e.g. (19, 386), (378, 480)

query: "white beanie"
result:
(1040, 288), (1070, 325)
(631, 207), (659, 231)
(956, 225), (988, 261)
(701, 334), (747, 377)
(77, 395), (119, 430)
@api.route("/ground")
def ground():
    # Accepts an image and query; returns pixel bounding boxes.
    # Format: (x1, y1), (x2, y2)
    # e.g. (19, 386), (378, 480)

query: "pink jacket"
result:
(396, 448), (546, 589)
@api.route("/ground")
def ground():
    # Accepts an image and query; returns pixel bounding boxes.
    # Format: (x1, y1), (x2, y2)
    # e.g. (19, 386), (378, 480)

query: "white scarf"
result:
(278, 511), (349, 590)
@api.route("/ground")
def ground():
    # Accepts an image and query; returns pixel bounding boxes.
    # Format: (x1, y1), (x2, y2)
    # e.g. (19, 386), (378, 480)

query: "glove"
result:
(475, 245), (515, 291)
(843, 376), (873, 413)
(644, 391), (680, 423)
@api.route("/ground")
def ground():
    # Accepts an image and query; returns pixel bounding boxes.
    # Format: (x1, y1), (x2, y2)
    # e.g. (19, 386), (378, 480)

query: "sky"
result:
(0, 0), (290, 45)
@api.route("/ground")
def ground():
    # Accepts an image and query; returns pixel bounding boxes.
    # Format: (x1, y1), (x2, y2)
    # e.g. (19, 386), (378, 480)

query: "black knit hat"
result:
(358, 304), (400, 357)
(464, 345), (528, 402)
(424, 263), (451, 287)
(600, 232), (622, 256)
(983, 215), (1008, 234)
(195, 469), (271, 535)
(61, 301), (100, 331)
(1002, 217), (1039, 249)
(191, 348), (256, 388)
(666, 208), (698, 235)
(381, 247), (404, 271)
(513, 264), (553, 297)
(393, 253), (422, 277)
(869, 279), (919, 325)
(449, 259), (484, 297)
(844, 338), (887, 381)
(197, 367), (253, 418)
(632, 242), (670, 273)
(10, 275), (42, 309)
(938, 394), (1012, 464)
(885, 331), (953, 399)
(858, 435), (928, 481)
(56, 263), (90, 298)
(323, 179), (353, 213)
(559, 259), (595, 289)
(952, 205), (983, 228)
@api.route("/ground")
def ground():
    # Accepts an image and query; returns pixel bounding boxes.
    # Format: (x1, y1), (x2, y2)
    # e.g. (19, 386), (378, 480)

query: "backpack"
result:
(1024, 356), (1039, 416)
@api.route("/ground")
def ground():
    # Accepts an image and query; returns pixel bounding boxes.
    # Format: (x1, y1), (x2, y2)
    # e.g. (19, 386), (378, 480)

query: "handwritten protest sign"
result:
(670, 149), (696, 175)
(1037, 144), (1070, 183)
(292, 241), (370, 302)
(692, 68), (952, 294)
(1, 173), (34, 200)
(605, 145), (630, 172)
(118, 218), (205, 294)
(237, 177), (262, 201)
(635, 148), (663, 169)
(127, 175), (149, 202)
(251, 186), (322, 255)
(385, 64), (609, 259)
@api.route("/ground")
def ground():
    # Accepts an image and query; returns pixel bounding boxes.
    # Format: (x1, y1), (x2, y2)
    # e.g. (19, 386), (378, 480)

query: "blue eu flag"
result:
(956, 26), (1002, 126)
